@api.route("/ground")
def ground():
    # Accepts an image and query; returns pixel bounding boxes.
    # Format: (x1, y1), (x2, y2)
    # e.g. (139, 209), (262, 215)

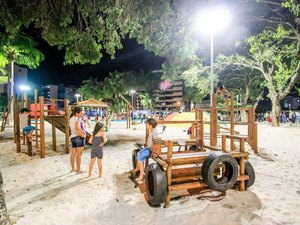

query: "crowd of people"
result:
(256, 111), (298, 124)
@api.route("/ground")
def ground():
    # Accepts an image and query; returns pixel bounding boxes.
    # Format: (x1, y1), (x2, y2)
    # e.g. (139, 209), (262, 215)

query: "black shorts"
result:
(71, 136), (85, 148)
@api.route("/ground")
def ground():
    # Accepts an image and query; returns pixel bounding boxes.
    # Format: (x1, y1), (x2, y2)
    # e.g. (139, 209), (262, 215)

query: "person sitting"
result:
(215, 82), (230, 107)
(19, 108), (35, 142)
(129, 118), (158, 184)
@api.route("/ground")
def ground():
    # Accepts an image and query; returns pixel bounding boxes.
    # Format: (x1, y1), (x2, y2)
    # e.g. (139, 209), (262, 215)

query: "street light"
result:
(20, 85), (30, 108)
(130, 90), (135, 108)
(74, 93), (81, 103)
(196, 6), (231, 106)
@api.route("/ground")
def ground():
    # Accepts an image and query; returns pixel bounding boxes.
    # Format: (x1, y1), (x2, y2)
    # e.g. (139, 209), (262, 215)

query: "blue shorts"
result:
(137, 147), (151, 162)
(71, 136), (85, 148)
(23, 126), (35, 134)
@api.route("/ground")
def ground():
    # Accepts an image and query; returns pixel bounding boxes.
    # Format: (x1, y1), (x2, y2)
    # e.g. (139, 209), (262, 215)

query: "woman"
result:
(69, 107), (86, 174)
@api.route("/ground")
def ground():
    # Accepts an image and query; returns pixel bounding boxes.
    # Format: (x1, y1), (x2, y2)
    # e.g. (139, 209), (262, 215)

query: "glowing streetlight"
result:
(196, 6), (231, 106)
(74, 93), (81, 103)
(19, 85), (30, 108)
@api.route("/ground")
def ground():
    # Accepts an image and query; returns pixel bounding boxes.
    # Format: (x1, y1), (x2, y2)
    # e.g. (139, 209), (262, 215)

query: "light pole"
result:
(130, 90), (135, 108)
(196, 7), (231, 106)
(74, 93), (81, 103)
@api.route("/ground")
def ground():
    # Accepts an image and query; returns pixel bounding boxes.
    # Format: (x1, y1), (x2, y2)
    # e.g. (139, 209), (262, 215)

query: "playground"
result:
(0, 119), (300, 224)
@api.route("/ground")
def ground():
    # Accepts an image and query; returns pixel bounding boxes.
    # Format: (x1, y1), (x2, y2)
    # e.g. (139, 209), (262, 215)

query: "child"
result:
(88, 122), (107, 178)
(130, 118), (158, 184)
(215, 81), (230, 107)
(19, 108), (35, 142)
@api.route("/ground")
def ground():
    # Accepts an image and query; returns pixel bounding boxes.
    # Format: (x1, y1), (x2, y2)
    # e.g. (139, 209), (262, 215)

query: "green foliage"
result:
(139, 90), (157, 110)
(181, 57), (210, 103)
(103, 71), (127, 112)
(0, 32), (44, 69)
(78, 77), (103, 100)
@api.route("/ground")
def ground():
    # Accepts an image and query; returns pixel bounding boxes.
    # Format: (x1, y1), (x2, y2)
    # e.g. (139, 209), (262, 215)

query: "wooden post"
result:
(64, 99), (70, 154)
(27, 137), (32, 157)
(210, 94), (217, 146)
(239, 138), (246, 191)
(13, 96), (18, 143)
(253, 123), (258, 154)
(221, 135), (226, 153)
(165, 141), (173, 208)
(34, 89), (39, 148)
(14, 97), (21, 153)
(230, 92), (235, 151)
(52, 118), (57, 151)
(39, 96), (45, 158)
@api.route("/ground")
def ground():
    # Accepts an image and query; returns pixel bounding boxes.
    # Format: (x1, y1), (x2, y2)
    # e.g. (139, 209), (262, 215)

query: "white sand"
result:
(0, 122), (300, 225)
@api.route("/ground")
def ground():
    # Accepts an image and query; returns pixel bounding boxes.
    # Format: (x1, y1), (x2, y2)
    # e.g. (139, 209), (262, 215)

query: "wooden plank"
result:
(169, 181), (207, 191)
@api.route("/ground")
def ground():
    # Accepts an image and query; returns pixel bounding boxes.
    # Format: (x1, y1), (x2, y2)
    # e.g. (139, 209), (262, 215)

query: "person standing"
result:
(88, 122), (107, 178)
(69, 107), (85, 174)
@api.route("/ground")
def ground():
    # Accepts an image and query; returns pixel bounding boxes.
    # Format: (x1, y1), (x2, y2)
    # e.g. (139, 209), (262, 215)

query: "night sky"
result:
(28, 37), (165, 87)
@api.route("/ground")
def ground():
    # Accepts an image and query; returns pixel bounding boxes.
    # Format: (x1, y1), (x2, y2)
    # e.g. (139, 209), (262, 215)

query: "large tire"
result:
(145, 163), (167, 206)
(236, 159), (255, 188)
(201, 153), (239, 192)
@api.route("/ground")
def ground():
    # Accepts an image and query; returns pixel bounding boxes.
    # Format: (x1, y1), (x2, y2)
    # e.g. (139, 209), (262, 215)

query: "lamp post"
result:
(74, 93), (81, 103)
(130, 90), (135, 108)
(196, 7), (231, 106)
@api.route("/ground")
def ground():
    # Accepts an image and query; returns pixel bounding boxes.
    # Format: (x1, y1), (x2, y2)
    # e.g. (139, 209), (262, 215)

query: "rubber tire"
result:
(201, 153), (239, 192)
(236, 159), (255, 188)
(132, 149), (140, 170)
(145, 163), (167, 206)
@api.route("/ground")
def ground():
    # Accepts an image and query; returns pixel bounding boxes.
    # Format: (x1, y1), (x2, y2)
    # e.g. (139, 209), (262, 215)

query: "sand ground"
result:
(0, 121), (300, 225)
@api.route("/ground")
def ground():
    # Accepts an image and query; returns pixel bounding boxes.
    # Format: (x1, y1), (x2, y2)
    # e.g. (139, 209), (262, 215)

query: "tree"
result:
(0, 169), (12, 225)
(103, 71), (127, 112)
(78, 77), (103, 100)
(0, 0), (199, 79)
(0, 32), (44, 123)
(139, 90), (157, 110)
(218, 25), (298, 126)
(181, 57), (211, 104)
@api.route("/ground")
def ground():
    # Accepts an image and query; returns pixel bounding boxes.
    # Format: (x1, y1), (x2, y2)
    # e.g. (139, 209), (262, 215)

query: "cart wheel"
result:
(145, 163), (167, 206)
(201, 153), (238, 192)
(236, 159), (255, 188)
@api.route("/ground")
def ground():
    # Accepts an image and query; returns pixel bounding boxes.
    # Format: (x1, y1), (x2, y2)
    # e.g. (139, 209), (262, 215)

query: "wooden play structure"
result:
(13, 92), (72, 158)
(132, 92), (257, 207)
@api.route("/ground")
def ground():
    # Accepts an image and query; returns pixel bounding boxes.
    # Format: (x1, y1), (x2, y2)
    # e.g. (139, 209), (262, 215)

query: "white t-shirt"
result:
(19, 114), (29, 129)
(69, 116), (83, 138)
(147, 129), (158, 148)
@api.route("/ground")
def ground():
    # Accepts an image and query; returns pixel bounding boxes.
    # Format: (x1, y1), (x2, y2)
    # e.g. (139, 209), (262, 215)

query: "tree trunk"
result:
(0, 170), (12, 225)
(270, 95), (281, 127)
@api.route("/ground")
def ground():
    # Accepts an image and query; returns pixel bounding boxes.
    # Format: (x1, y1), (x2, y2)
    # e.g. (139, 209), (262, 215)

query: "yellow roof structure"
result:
(76, 99), (108, 108)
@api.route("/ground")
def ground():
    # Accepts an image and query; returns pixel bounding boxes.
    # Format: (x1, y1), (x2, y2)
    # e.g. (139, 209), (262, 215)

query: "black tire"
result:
(201, 153), (239, 192)
(236, 159), (255, 188)
(132, 149), (140, 170)
(145, 163), (167, 206)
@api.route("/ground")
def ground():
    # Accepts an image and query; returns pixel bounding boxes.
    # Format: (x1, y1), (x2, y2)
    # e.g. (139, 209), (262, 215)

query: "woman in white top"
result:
(69, 107), (85, 174)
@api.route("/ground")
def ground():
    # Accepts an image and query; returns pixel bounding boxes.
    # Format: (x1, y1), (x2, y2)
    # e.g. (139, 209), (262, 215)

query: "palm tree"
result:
(0, 32), (44, 123)
(139, 90), (157, 110)
(78, 77), (103, 100)
(103, 71), (127, 112)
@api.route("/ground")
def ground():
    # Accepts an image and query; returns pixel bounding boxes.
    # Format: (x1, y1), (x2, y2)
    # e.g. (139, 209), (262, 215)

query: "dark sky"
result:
(28, 38), (165, 87)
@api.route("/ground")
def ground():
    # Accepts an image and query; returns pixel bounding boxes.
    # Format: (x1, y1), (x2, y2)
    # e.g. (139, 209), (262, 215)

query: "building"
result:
(155, 79), (185, 112)
(41, 84), (58, 99)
